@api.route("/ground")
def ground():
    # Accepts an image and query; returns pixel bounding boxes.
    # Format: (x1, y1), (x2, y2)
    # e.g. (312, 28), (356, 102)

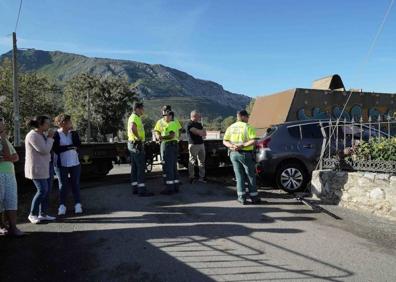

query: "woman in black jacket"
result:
(53, 114), (82, 216)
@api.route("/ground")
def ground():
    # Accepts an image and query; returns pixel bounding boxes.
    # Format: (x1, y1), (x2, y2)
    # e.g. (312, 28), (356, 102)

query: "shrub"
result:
(353, 138), (396, 161)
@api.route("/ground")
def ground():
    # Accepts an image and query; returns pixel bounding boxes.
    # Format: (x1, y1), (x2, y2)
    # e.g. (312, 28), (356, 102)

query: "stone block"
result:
(373, 201), (392, 215)
(340, 193), (352, 202)
(358, 176), (374, 188)
(390, 208), (396, 218)
(334, 190), (343, 199)
(363, 172), (376, 181)
(310, 171), (323, 196)
(347, 172), (361, 184)
(369, 188), (385, 201)
(385, 189), (396, 208)
(311, 171), (395, 220)
(346, 188), (364, 198)
(390, 176), (396, 188)
(335, 171), (347, 178)
(376, 173), (390, 182)
(317, 170), (332, 182)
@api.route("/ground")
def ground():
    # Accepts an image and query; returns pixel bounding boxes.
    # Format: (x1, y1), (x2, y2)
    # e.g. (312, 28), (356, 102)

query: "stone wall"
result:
(311, 170), (396, 220)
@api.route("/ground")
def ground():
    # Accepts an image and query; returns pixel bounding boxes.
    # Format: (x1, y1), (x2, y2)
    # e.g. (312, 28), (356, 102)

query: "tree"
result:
(246, 98), (255, 114)
(0, 58), (62, 139)
(206, 116), (223, 131)
(221, 116), (236, 131)
(64, 74), (138, 141)
(141, 115), (155, 140)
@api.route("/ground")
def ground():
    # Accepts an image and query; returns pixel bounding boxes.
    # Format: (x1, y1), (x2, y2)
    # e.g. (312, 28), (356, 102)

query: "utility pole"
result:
(12, 32), (21, 146)
(86, 89), (91, 143)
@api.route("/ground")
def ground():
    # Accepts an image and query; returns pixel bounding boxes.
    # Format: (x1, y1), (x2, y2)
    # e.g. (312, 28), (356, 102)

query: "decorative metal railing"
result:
(318, 117), (396, 174)
(286, 117), (396, 174)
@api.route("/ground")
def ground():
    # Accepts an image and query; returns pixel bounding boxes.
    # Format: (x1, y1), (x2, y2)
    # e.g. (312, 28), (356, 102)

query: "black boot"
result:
(251, 196), (261, 204)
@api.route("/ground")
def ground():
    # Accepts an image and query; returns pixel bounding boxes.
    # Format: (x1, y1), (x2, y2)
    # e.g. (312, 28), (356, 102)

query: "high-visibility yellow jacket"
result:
(127, 113), (145, 142)
(223, 121), (256, 151)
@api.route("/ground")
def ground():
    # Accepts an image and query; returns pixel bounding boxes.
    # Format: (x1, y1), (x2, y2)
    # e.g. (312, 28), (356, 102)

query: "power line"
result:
(14, 0), (23, 32)
(316, 0), (395, 170)
(333, 0), (394, 123)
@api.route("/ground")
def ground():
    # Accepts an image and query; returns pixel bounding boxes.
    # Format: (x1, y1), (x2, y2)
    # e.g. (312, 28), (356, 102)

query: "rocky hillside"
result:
(0, 49), (250, 119)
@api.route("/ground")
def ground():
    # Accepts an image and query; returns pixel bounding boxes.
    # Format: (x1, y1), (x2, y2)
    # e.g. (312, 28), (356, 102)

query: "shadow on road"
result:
(0, 222), (353, 282)
(1, 171), (355, 282)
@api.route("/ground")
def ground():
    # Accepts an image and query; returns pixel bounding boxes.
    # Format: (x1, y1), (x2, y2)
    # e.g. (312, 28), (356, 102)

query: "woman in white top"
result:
(0, 116), (24, 235)
(53, 114), (82, 216)
(25, 116), (56, 224)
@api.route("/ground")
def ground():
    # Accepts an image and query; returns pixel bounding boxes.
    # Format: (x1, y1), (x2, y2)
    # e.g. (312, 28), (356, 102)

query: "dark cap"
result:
(237, 110), (249, 117)
(161, 105), (172, 112)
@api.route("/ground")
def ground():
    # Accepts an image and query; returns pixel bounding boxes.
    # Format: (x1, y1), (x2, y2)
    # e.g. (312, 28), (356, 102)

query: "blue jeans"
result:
(30, 178), (51, 216)
(54, 165), (81, 206)
(230, 151), (258, 200)
(128, 142), (146, 193)
(49, 162), (54, 197)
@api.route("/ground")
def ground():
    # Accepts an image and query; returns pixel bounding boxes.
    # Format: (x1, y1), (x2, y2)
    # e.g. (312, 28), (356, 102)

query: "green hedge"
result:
(354, 138), (396, 161)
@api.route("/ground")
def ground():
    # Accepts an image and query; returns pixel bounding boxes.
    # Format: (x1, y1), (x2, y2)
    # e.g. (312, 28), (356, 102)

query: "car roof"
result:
(272, 119), (326, 127)
(271, 119), (367, 127)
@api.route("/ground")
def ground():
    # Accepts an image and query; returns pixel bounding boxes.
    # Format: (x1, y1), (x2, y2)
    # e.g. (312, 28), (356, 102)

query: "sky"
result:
(0, 0), (395, 97)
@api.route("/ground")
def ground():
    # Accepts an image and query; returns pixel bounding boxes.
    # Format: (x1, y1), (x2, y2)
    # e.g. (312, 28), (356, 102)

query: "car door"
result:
(298, 124), (324, 162)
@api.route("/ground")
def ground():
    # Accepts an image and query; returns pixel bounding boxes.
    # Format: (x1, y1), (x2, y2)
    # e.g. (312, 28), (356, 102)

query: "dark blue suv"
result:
(255, 120), (389, 193)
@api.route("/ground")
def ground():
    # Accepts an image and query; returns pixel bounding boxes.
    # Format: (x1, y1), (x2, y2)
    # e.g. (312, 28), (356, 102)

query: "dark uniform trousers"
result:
(163, 141), (179, 192)
(128, 141), (146, 194)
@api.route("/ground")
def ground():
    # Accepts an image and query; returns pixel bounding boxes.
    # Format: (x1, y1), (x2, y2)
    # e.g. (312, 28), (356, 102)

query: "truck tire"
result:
(275, 161), (308, 193)
(91, 160), (113, 177)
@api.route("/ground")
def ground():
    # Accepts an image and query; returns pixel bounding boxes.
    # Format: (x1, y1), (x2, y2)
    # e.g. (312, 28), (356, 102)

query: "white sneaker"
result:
(38, 215), (56, 221)
(74, 203), (83, 214)
(58, 205), (67, 216)
(28, 215), (41, 224)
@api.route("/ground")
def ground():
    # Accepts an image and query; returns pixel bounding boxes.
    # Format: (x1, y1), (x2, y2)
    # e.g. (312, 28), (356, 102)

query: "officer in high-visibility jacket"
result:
(153, 105), (182, 184)
(127, 102), (154, 197)
(159, 111), (180, 194)
(223, 110), (261, 205)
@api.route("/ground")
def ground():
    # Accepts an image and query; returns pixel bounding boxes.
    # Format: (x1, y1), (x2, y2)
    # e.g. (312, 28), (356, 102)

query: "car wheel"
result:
(275, 162), (308, 193)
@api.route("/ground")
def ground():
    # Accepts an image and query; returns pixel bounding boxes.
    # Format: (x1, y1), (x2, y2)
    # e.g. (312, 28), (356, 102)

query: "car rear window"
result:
(263, 126), (277, 138)
(287, 123), (324, 139)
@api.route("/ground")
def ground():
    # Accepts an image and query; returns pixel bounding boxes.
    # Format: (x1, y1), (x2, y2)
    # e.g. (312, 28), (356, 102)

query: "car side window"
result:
(301, 124), (323, 139)
(287, 126), (301, 139)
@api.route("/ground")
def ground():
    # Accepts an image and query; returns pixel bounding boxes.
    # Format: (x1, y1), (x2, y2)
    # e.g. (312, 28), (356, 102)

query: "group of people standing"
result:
(0, 103), (259, 236)
(0, 113), (82, 236)
(127, 104), (208, 196)
(127, 103), (259, 205)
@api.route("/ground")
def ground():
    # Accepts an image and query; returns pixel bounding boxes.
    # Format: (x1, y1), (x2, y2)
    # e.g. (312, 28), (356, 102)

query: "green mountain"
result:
(0, 49), (251, 120)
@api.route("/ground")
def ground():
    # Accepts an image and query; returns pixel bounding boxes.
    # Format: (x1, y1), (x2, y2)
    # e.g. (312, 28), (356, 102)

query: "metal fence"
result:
(319, 117), (396, 174)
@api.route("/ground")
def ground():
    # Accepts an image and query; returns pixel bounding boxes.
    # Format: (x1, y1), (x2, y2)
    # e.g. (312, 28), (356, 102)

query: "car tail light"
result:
(256, 137), (271, 149)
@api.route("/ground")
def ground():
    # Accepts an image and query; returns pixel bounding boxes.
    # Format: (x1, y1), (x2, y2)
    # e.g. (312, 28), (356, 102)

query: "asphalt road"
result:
(1, 165), (396, 282)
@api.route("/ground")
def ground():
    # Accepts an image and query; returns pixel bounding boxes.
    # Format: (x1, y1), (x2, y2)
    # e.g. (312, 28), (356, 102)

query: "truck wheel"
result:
(275, 162), (308, 193)
(91, 160), (113, 177)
